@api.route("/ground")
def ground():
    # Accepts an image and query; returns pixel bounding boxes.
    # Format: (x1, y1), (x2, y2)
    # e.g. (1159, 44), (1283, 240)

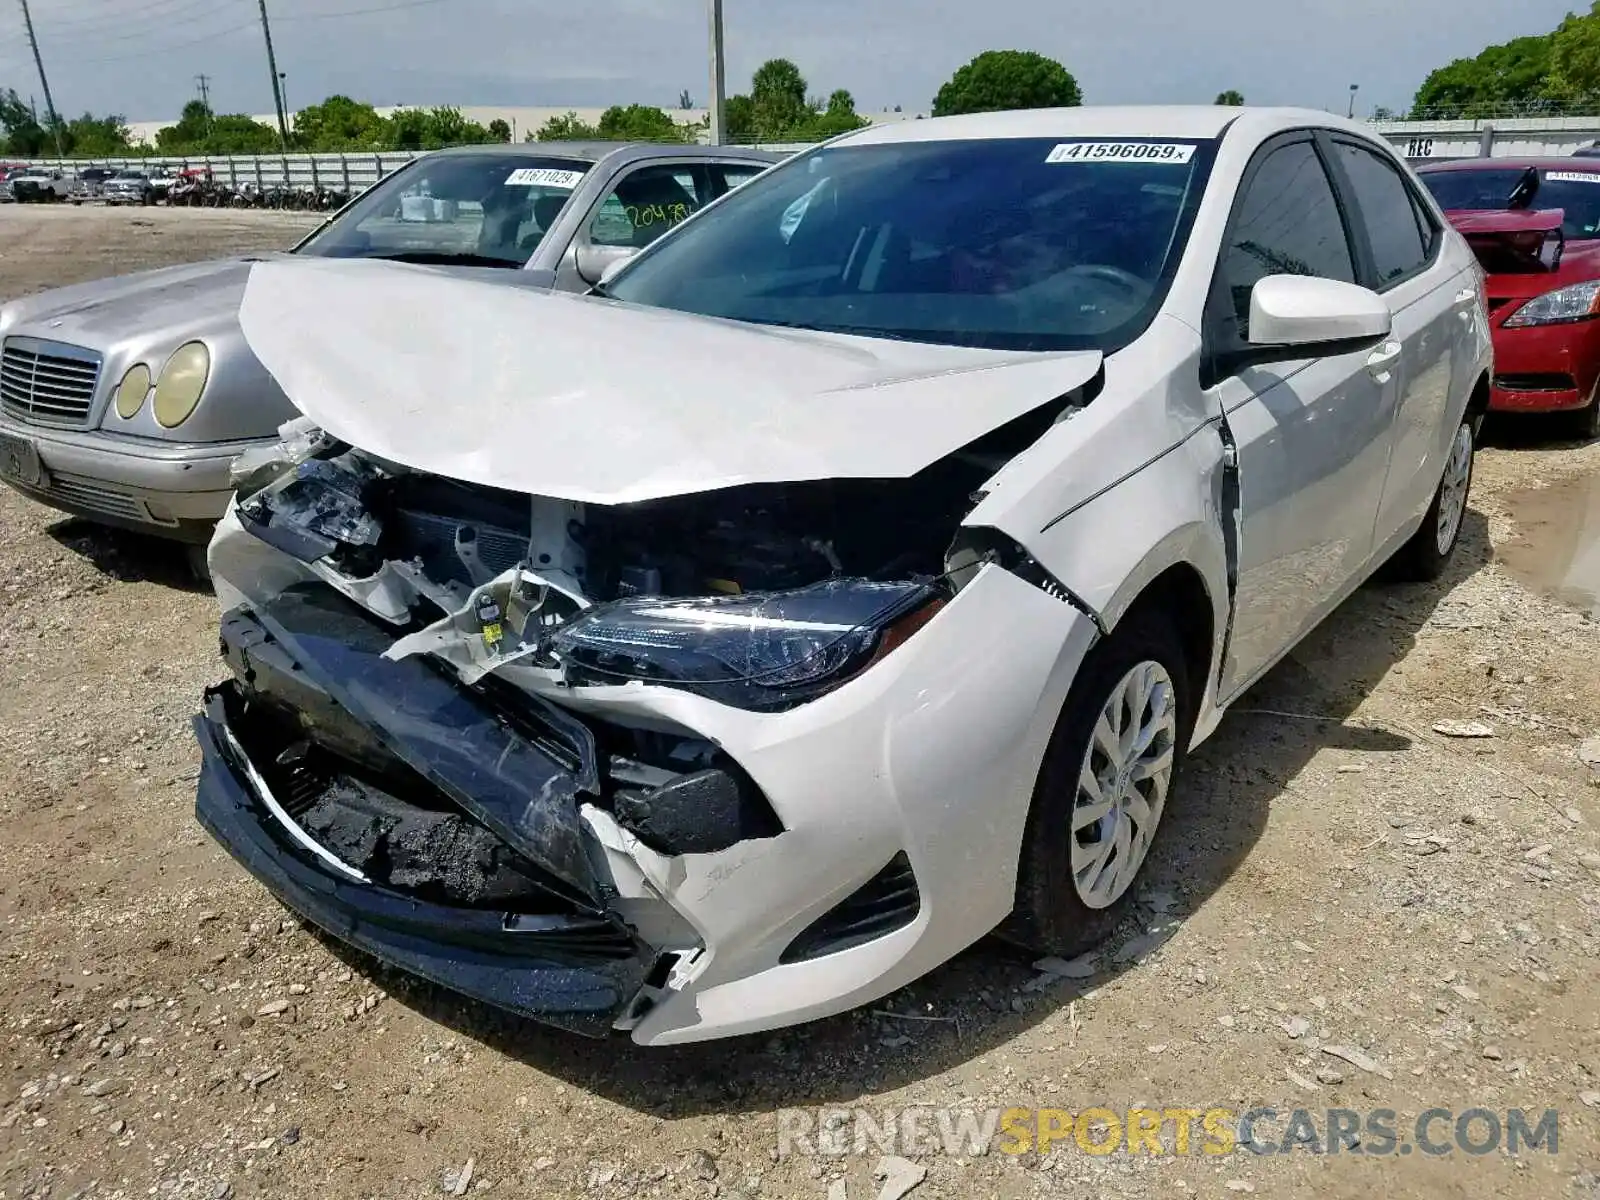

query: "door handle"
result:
(1453, 287), (1478, 307)
(1366, 340), (1402, 379)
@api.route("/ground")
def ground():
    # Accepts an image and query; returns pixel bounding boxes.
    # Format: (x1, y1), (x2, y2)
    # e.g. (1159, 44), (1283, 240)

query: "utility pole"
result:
(707, 0), (726, 146)
(255, 0), (289, 151)
(17, 0), (62, 158)
(195, 73), (213, 138)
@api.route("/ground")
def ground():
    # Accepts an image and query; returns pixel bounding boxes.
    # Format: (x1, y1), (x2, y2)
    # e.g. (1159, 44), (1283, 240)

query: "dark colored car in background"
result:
(1419, 157), (1600, 437)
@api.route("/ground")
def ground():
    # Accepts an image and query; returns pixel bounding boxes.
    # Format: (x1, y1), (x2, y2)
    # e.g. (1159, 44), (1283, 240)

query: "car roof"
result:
(1415, 156), (1600, 174)
(834, 104), (1375, 147)
(424, 140), (779, 167)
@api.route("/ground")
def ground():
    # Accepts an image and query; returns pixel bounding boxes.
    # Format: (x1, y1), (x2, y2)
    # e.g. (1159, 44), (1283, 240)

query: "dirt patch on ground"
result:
(1, 206), (1598, 1200)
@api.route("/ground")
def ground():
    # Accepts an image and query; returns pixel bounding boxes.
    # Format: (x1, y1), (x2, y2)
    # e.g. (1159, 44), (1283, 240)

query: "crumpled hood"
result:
(237, 258), (1104, 505)
(0, 255), (292, 347)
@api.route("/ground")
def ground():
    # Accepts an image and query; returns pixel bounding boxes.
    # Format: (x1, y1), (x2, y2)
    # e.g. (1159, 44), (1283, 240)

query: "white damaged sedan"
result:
(194, 106), (1490, 1044)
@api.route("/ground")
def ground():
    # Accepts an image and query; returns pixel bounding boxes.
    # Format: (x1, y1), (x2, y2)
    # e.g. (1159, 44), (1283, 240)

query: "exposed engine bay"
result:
(226, 402), (1073, 708)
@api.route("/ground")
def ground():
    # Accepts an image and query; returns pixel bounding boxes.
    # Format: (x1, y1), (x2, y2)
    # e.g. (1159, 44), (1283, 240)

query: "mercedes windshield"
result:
(295, 152), (595, 268)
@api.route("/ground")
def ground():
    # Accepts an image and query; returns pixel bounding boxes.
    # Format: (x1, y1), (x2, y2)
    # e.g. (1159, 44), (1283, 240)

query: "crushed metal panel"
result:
(233, 586), (604, 912)
(236, 257), (1105, 504)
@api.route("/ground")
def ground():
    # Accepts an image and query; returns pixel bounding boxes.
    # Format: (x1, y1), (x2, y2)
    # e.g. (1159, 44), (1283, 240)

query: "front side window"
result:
(1334, 141), (1429, 285)
(1216, 140), (1355, 339)
(297, 154), (593, 267)
(606, 136), (1215, 352)
(589, 165), (705, 250)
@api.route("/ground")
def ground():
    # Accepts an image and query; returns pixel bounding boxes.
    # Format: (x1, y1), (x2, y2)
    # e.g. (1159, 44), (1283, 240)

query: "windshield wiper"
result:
(365, 251), (523, 269)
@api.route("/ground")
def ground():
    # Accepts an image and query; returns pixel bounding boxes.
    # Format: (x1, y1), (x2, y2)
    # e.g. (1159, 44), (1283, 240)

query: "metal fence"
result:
(24, 151), (425, 195)
(19, 142), (813, 195)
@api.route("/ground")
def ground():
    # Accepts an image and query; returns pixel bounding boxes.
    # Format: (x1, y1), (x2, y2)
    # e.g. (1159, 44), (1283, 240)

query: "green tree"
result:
(0, 88), (47, 155)
(932, 50), (1081, 116)
(1214, 89), (1245, 105)
(487, 117), (511, 142)
(750, 57), (810, 138)
(154, 98), (215, 151)
(62, 112), (130, 155)
(535, 110), (600, 141)
(596, 103), (691, 142)
(291, 94), (387, 150)
(203, 114), (281, 153)
(724, 93), (756, 143)
(678, 88), (694, 109)
(792, 88), (868, 139)
(1547, 1), (1600, 101)
(1410, 34), (1556, 117)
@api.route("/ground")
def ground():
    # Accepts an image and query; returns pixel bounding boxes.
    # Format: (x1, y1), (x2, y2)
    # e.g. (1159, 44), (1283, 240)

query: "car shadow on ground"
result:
(1481, 411), (1598, 451)
(304, 511), (1491, 1115)
(45, 518), (209, 593)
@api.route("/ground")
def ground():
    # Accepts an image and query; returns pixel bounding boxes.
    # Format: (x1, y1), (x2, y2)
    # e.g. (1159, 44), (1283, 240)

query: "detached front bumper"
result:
(0, 418), (270, 541)
(195, 684), (652, 1037)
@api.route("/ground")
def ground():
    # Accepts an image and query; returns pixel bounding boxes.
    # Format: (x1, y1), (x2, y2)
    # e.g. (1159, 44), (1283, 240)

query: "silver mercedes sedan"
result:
(0, 141), (777, 567)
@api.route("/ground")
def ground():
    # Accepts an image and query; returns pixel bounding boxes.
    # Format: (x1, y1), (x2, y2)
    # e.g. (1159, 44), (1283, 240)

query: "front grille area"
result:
(0, 339), (101, 428)
(45, 474), (153, 523)
(1495, 372), (1576, 394)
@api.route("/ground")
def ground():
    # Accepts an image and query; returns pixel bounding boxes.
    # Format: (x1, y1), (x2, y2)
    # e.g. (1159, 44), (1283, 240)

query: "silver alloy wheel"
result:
(1434, 422), (1473, 556)
(1070, 660), (1177, 909)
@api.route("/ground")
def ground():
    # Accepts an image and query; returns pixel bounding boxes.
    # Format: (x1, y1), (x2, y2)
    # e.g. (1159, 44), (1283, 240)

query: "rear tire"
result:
(1387, 416), (1474, 583)
(1001, 606), (1195, 957)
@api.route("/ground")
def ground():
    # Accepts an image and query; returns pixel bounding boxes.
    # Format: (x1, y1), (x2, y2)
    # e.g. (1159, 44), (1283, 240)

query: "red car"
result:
(1418, 157), (1600, 437)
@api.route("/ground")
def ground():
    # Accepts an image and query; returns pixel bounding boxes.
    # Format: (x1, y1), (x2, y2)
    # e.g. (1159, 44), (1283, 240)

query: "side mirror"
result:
(575, 242), (637, 287)
(1248, 275), (1391, 348)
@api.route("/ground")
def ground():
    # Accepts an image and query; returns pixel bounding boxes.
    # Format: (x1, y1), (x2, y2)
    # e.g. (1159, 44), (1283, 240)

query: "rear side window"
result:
(1216, 140), (1355, 339)
(1334, 142), (1429, 286)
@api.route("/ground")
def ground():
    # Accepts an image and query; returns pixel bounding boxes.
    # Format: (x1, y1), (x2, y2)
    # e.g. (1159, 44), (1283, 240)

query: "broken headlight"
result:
(549, 579), (942, 710)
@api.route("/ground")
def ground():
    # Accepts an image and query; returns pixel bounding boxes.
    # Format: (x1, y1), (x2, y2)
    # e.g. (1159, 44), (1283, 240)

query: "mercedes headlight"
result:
(113, 362), (151, 419)
(549, 580), (944, 710)
(1503, 280), (1600, 327)
(152, 341), (210, 427)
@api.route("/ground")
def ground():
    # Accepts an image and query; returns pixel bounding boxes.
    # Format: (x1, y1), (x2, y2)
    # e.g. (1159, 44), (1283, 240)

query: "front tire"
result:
(1387, 417), (1474, 582)
(1002, 607), (1195, 957)
(1567, 394), (1600, 442)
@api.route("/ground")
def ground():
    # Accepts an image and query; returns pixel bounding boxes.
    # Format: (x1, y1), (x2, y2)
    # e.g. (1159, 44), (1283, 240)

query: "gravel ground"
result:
(1, 206), (1599, 1200)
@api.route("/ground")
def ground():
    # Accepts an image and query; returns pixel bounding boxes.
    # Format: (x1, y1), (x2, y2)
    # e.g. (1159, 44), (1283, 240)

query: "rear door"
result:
(1324, 136), (1469, 553)
(1206, 134), (1400, 698)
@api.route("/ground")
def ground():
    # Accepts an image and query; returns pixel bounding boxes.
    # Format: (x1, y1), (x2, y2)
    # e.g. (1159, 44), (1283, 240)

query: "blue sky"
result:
(0, 0), (1583, 123)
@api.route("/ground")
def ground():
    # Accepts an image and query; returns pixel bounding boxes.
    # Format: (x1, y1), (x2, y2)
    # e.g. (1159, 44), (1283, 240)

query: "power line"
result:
(275, 0), (453, 20)
(19, 0), (242, 35)
(16, 0), (62, 155)
(72, 17), (256, 64)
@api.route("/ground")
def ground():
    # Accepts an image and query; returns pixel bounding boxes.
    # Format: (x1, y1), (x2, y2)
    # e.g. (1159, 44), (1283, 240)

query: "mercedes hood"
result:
(0, 255), (290, 347)
(236, 258), (1105, 505)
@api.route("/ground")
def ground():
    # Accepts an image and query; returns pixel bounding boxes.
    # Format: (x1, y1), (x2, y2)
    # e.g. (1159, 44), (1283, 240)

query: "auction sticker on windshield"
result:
(1047, 142), (1196, 164)
(1544, 171), (1600, 184)
(504, 168), (585, 188)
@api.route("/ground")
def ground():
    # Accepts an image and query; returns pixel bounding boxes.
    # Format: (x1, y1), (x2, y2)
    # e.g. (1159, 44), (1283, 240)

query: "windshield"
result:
(606, 136), (1213, 352)
(296, 153), (593, 268)
(1421, 167), (1600, 239)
